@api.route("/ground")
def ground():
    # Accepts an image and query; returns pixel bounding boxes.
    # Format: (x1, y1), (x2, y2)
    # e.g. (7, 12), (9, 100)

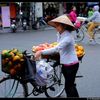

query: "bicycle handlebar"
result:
(22, 50), (34, 57)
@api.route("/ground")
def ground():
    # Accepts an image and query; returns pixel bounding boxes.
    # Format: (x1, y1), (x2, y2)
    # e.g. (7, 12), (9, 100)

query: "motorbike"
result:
(11, 20), (17, 33)
(22, 20), (27, 31)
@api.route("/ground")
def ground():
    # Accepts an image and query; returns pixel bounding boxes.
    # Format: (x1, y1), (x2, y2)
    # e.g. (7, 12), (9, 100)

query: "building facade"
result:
(0, 2), (99, 29)
(0, 3), (17, 28)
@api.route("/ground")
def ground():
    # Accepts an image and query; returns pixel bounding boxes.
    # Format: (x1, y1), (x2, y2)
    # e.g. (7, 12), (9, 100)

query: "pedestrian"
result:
(69, 6), (77, 24)
(88, 7), (94, 18)
(34, 14), (79, 97)
(86, 5), (100, 43)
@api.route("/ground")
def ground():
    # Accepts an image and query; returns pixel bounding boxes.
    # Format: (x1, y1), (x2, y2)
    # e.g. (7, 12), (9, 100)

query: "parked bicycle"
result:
(0, 49), (84, 98)
(0, 50), (65, 98)
(36, 17), (48, 30)
(73, 19), (100, 44)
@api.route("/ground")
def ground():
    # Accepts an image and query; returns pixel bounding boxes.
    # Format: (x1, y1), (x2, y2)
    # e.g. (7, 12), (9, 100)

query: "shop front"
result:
(43, 2), (59, 18)
(0, 2), (17, 28)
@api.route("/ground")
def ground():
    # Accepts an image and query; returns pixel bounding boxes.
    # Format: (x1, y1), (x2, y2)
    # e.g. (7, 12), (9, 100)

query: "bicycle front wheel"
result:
(72, 29), (85, 43)
(45, 65), (65, 98)
(0, 75), (28, 98)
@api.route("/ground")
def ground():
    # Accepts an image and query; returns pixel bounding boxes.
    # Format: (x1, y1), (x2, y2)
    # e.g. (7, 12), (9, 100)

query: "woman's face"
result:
(73, 7), (76, 11)
(55, 23), (65, 34)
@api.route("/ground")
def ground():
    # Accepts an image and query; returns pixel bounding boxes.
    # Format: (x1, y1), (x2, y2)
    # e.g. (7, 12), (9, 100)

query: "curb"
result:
(0, 27), (54, 33)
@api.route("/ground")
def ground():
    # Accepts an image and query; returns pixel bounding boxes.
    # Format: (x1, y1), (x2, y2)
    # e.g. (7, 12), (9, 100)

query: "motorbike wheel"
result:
(23, 27), (26, 31)
(12, 28), (16, 33)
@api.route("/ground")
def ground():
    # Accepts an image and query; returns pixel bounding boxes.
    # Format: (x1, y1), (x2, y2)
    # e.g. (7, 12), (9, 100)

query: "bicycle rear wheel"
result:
(94, 30), (100, 44)
(45, 65), (65, 98)
(72, 29), (85, 43)
(0, 75), (28, 98)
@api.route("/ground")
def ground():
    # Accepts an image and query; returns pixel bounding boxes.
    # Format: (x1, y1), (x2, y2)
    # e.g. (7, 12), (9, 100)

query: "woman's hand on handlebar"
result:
(34, 51), (42, 60)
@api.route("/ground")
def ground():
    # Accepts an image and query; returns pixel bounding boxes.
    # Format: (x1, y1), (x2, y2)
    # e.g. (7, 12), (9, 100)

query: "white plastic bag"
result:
(35, 60), (53, 86)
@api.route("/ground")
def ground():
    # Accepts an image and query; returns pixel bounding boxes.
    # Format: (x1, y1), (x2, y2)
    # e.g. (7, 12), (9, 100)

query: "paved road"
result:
(0, 29), (100, 98)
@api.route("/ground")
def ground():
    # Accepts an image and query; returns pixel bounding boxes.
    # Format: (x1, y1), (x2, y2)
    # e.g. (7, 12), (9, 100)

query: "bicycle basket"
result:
(23, 55), (36, 81)
(1, 49), (25, 76)
(75, 44), (85, 62)
(78, 53), (85, 61)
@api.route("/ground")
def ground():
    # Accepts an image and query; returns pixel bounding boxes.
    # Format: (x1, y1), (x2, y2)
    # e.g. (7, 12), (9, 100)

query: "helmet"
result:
(93, 5), (99, 11)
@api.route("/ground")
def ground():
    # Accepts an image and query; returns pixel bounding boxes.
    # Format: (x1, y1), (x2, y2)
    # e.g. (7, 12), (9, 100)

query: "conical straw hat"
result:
(48, 14), (75, 31)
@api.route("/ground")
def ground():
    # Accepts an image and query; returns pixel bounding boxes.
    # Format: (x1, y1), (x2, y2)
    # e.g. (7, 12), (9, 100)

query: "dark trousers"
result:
(62, 63), (79, 97)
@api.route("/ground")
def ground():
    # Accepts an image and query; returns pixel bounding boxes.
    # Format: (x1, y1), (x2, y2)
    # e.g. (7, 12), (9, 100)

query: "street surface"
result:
(0, 28), (100, 98)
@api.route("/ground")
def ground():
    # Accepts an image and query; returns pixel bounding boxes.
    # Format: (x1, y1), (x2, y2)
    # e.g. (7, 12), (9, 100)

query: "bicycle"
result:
(0, 50), (65, 98)
(72, 20), (100, 44)
(0, 49), (84, 98)
(36, 17), (49, 30)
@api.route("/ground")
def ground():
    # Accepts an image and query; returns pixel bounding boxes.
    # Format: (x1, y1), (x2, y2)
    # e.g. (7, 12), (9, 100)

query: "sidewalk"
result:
(0, 26), (55, 33)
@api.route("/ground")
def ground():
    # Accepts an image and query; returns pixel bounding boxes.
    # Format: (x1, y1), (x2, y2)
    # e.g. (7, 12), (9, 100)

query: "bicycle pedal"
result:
(38, 86), (45, 93)
(32, 90), (40, 96)
(49, 86), (55, 91)
(32, 86), (42, 95)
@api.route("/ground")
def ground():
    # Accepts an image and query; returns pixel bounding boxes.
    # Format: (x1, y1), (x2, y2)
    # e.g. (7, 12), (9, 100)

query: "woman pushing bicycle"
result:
(35, 14), (79, 97)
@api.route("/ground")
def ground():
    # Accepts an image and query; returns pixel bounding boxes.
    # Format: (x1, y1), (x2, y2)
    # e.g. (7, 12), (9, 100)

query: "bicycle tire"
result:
(45, 65), (65, 98)
(0, 75), (28, 98)
(73, 28), (85, 43)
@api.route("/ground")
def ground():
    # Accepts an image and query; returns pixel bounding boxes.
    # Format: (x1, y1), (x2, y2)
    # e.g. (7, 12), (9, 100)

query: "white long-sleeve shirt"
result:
(41, 30), (79, 65)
